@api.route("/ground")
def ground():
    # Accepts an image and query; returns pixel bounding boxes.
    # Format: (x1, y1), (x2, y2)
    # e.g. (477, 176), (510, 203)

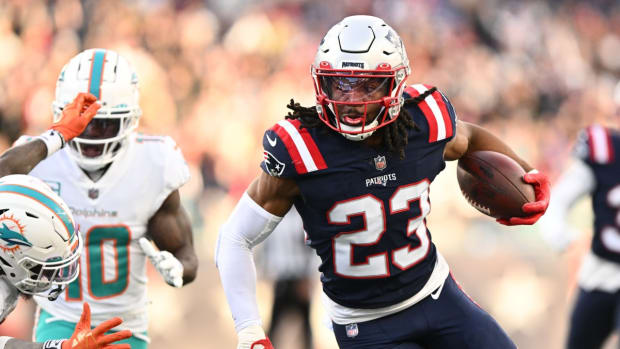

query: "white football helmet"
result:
(0, 175), (80, 300)
(53, 49), (141, 171)
(312, 15), (411, 141)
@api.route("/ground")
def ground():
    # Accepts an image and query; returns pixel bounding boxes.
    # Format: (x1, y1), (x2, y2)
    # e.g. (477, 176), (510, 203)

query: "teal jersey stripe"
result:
(89, 50), (106, 99)
(0, 184), (74, 238)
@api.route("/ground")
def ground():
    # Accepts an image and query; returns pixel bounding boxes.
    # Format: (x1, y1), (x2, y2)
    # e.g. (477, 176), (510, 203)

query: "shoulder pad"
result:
(260, 119), (327, 178)
(575, 125), (615, 165)
(403, 84), (457, 143)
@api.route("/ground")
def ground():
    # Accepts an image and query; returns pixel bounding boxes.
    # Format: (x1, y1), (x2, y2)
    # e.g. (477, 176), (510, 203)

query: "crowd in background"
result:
(0, 0), (618, 348)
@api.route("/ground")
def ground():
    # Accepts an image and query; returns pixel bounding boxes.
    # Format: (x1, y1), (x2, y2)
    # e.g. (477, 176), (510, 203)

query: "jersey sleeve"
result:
(573, 125), (614, 166)
(403, 84), (457, 144)
(260, 119), (328, 179)
(260, 126), (297, 179)
(149, 136), (190, 213)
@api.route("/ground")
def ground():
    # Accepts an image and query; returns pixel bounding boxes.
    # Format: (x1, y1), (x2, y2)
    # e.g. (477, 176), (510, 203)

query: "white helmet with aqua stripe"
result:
(52, 48), (141, 171)
(0, 175), (80, 301)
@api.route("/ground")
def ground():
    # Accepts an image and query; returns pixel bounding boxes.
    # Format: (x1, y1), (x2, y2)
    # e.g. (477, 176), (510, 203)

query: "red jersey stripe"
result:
(272, 124), (308, 174)
(286, 119), (327, 170)
(424, 84), (453, 139)
(587, 125), (614, 164)
(405, 86), (439, 142)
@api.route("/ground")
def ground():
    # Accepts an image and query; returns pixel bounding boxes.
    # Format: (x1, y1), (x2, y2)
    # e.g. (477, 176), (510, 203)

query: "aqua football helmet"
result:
(53, 49), (141, 171)
(312, 15), (411, 141)
(0, 175), (80, 300)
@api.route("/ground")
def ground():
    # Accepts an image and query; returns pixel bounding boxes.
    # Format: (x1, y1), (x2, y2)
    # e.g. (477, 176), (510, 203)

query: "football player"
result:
(215, 15), (551, 349)
(21, 49), (198, 349)
(0, 93), (132, 348)
(540, 124), (619, 349)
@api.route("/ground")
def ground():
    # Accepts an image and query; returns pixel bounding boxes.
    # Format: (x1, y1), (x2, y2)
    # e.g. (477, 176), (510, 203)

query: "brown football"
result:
(457, 151), (535, 219)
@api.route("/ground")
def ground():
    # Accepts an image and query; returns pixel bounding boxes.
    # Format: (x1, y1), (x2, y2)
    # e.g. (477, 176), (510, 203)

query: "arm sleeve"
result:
(538, 158), (596, 251)
(214, 192), (283, 332)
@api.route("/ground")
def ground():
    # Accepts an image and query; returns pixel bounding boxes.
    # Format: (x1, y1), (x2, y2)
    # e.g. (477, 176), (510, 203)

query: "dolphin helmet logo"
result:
(0, 215), (31, 252)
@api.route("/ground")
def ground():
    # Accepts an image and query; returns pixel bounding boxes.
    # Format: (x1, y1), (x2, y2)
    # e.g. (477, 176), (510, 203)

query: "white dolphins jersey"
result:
(28, 133), (190, 333)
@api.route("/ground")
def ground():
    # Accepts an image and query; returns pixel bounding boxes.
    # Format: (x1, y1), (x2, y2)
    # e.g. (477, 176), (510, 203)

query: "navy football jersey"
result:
(260, 84), (457, 309)
(574, 125), (620, 263)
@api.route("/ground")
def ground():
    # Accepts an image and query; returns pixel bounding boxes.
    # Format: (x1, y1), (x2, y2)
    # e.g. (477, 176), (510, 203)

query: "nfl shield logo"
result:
(88, 188), (99, 199)
(345, 323), (359, 338)
(374, 155), (387, 171)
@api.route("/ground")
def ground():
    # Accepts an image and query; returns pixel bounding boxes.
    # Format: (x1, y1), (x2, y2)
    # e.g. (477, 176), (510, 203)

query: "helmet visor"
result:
(321, 76), (391, 102)
(79, 119), (121, 140)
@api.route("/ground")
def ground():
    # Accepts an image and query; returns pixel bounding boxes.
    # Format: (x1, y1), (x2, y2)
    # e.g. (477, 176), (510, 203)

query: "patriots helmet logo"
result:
(0, 215), (31, 252)
(263, 151), (285, 176)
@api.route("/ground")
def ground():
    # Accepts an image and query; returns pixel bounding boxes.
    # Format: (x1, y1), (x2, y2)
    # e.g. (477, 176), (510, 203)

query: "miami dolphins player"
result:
(541, 124), (620, 349)
(24, 49), (198, 349)
(216, 16), (551, 348)
(0, 93), (132, 348)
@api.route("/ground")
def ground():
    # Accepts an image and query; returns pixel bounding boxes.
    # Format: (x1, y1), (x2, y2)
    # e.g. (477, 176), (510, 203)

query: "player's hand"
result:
(62, 302), (131, 349)
(237, 326), (274, 349)
(50, 92), (100, 142)
(139, 237), (184, 288)
(497, 170), (551, 226)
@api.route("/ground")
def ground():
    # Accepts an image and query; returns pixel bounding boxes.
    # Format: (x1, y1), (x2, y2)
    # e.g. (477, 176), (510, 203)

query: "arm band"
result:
(35, 130), (65, 158)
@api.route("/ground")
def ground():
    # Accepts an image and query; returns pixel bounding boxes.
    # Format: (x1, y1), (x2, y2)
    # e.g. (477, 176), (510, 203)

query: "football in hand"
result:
(457, 151), (535, 219)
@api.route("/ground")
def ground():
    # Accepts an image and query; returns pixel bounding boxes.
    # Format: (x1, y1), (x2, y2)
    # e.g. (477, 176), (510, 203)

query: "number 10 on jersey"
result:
(66, 225), (132, 300)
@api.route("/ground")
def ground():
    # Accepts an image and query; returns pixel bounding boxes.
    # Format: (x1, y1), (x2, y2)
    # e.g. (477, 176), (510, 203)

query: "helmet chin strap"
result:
(47, 285), (63, 301)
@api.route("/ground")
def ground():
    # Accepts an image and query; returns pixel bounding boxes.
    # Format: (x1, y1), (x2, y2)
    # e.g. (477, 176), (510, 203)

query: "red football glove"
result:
(50, 92), (100, 142)
(238, 326), (274, 349)
(62, 303), (132, 349)
(497, 170), (550, 226)
(251, 339), (274, 349)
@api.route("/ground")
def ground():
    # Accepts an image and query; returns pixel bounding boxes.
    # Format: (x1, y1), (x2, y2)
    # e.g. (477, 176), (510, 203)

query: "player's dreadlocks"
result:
(285, 87), (437, 159)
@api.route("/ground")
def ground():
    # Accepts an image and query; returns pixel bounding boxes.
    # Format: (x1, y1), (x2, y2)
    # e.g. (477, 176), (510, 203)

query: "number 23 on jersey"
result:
(329, 180), (431, 278)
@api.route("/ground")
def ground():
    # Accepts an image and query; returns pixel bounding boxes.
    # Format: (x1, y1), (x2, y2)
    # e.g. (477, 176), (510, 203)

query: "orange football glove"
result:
(50, 92), (100, 142)
(62, 303), (132, 349)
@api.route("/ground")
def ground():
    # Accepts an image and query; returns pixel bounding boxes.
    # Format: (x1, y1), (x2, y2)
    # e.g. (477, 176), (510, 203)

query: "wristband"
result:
(36, 130), (66, 158)
(42, 339), (65, 349)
